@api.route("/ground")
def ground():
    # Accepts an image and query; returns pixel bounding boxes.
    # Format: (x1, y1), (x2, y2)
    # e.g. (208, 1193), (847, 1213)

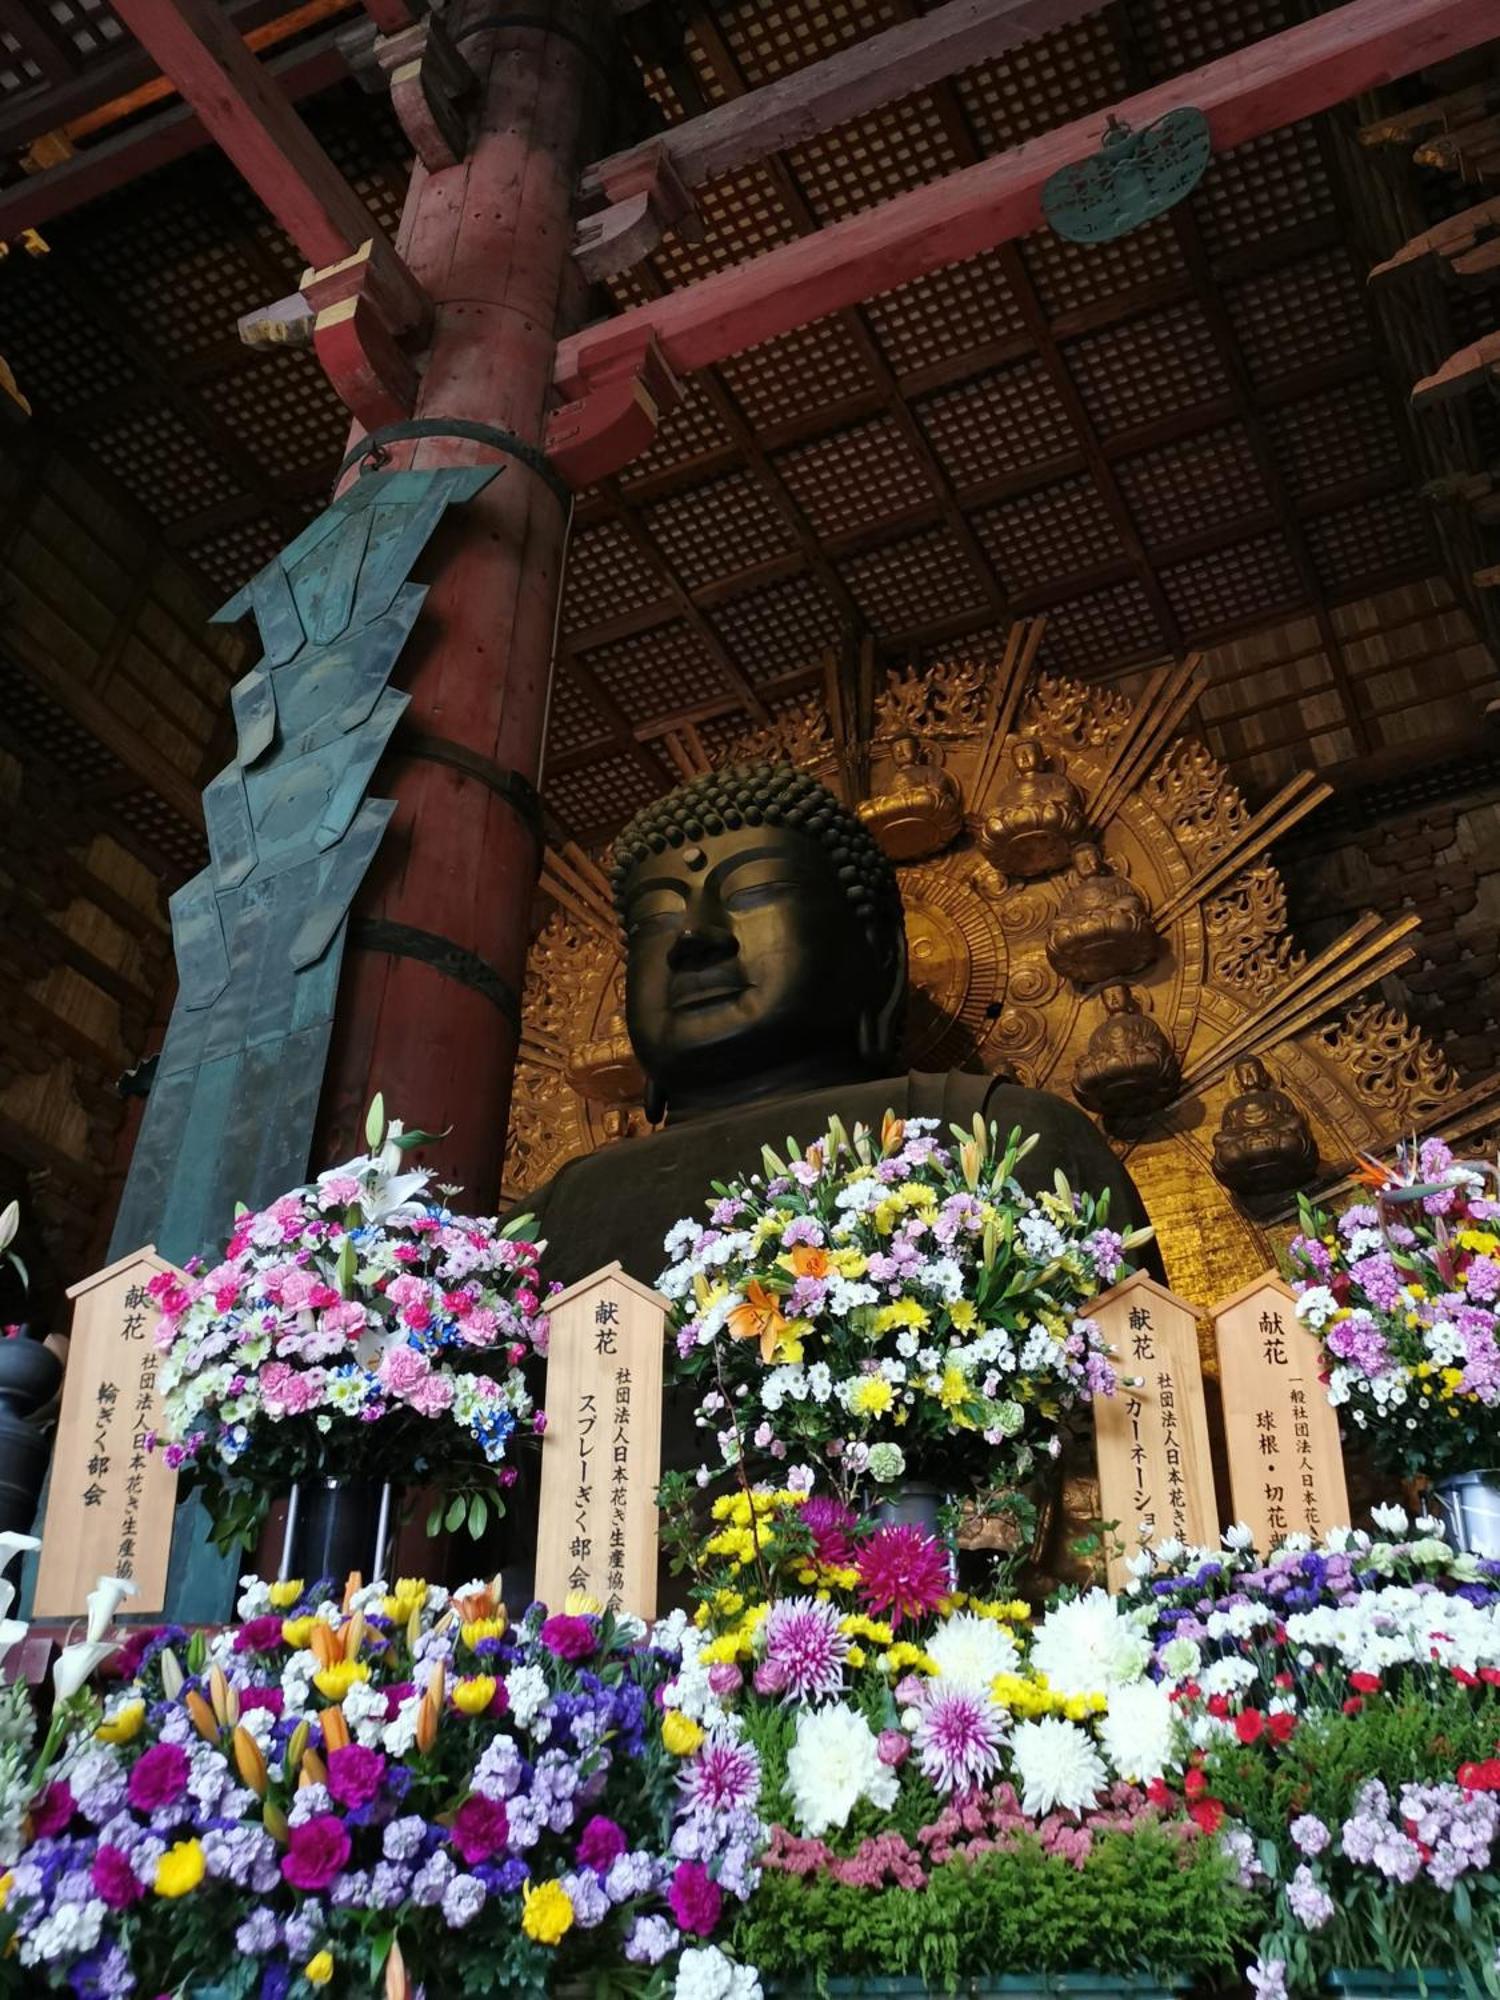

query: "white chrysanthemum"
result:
(674, 1947), (763, 2000)
(1011, 1717), (1108, 1817)
(1029, 1590), (1150, 1696)
(785, 1702), (899, 1837)
(1098, 1678), (1179, 1784)
(925, 1611), (1021, 1687)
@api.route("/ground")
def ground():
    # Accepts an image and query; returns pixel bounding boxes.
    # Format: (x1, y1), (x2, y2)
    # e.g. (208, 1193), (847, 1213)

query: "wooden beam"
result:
(577, 0), (1105, 274)
(99, 0), (417, 309)
(0, 31), (350, 237)
(556, 0), (1499, 402)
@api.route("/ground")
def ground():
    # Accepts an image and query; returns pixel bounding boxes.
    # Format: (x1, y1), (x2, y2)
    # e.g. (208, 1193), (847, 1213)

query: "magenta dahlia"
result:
(855, 1523), (951, 1629)
(913, 1685), (1008, 1794)
(800, 1494), (858, 1568)
(762, 1595), (849, 1701)
(678, 1729), (762, 1815)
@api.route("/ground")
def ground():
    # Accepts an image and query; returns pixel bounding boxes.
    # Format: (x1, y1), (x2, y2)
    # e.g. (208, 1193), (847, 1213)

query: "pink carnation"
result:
(407, 1372), (455, 1417)
(379, 1345), (431, 1398)
(667, 1860), (722, 1936)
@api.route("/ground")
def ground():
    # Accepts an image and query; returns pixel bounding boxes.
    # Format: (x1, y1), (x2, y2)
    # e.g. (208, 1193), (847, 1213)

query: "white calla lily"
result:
(51, 1575), (136, 1704)
(0, 1200), (17, 1253)
(0, 1532), (40, 1631)
(84, 1574), (136, 1643)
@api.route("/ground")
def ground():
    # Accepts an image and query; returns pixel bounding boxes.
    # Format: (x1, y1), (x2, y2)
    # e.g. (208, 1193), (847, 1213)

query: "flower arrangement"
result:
(0, 1573), (764, 1999)
(1288, 1136), (1500, 1481)
(657, 1114), (1143, 1507)
(151, 1101), (551, 1552)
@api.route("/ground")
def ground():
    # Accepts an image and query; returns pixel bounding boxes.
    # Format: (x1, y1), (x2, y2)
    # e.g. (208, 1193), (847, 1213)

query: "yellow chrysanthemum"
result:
(830, 1249), (868, 1278)
(565, 1590), (603, 1616)
(281, 1616), (317, 1649)
(460, 1617), (508, 1650)
(0, 1872), (11, 1911)
(948, 1299), (977, 1332)
(662, 1711), (704, 1756)
(305, 1951), (334, 1986)
(267, 1579), (304, 1610)
(937, 1365), (971, 1410)
(313, 1660), (370, 1701)
(873, 1298), (928, 1333)
(452, 1676), (496, 1716)
(96, 1700), (145, 1745)
(840, 1614), (895, 1647)
(848, 1376), (894, 1417)
(521, 1879), (575, 1946)
(154, 1839), (206, 1898)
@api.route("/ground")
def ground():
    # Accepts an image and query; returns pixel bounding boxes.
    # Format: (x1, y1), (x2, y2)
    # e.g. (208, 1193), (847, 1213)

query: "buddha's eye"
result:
(625, 894), (685, 938)
(723, 878), (796, 913)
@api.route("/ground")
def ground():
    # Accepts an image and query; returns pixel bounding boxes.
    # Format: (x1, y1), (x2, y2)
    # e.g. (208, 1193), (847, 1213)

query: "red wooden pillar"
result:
(316, 1), (606, 1202)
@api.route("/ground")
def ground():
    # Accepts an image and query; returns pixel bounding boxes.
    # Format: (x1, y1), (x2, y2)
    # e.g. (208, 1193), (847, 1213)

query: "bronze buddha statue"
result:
(524, 763), (1158, 1290)
(1073, 982), (1180, 1120)
(978, 739), (1086, 879)
(857, 734), (965, 861)
(1045, 844), (1159, 987)
(1211, 1056), (1318, 1198)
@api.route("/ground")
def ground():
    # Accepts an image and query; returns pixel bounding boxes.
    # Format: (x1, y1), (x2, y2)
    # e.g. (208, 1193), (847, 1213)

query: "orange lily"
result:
(1352, 1155), (1393, 1192)
(788, 1245), (830, 1280)
(728, 1281), (790, 1364)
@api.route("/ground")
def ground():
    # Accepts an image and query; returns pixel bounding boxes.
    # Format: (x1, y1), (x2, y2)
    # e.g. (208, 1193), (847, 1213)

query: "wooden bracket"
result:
(575, 139), (701, 283)
(237, 291), (315, 350)
(1411, 329), (1500, 410)
(302, 239), (428, 431)
(374, 13), (477, 172)
(545, 325), (681, 489)
(1370, 194), (1500, 286)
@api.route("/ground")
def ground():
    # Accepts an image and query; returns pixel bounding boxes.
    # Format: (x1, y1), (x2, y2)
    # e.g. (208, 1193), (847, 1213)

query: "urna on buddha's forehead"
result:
(608, 762), (901, 935)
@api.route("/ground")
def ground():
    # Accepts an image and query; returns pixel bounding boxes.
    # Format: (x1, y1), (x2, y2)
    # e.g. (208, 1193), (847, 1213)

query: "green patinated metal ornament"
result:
(1042, 109), (1211, 244)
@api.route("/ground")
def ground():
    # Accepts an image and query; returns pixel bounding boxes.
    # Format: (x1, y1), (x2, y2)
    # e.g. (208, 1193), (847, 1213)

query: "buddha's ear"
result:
(858, 916), (908, 1073)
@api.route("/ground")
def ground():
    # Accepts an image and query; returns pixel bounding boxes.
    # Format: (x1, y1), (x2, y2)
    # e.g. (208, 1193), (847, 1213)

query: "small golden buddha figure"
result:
(1045, 844), (1159, 987)
(1073, 982), (1180, 1119)
(563, 971), (645, 1105)
(857, 734), (965, 861)
(1211, 1056), (1318, 1198)
(600, 1106), (635, 1144)
(979, 739), (1086, 878)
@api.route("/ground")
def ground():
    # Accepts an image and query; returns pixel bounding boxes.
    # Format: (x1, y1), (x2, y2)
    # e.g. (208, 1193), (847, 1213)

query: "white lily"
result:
(0, 1201), (17, 1254)
(52, 1575), (136, 1703)
(0, 1532), (39, 1655)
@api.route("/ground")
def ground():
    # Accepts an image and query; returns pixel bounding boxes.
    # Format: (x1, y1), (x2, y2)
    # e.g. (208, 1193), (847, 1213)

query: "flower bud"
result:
(299, 1747), (328, 1787)
(208, 1665), (238, 1729)
(284, 1719), (310, 1779)
(385, 1939), (411, 2000)
(342, 1612), (366, 1663)
(185, 1690), (218, 1744)
(320, 1706), (351, 1753)
(341, 1572), (363, 1613)
(232, 1724), (267, 1797)
(262, 1801), (289, 1844)
(753, 1660), (789, 1697)
(707, 1663), (744, 1698)
(876, 1729), (909, 1768)
(158, 1649), (185, 1701)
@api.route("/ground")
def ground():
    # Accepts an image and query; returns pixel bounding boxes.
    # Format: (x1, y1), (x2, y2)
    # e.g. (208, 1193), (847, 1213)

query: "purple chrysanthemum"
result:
(678, 1730), (762, 1815)
(913, 1685), (1007, 1793)
(762, 1596), (849, 1702)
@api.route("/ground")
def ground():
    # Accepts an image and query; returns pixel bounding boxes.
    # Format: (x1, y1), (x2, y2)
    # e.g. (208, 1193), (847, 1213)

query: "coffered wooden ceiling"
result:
(0, 0), (1496, 860)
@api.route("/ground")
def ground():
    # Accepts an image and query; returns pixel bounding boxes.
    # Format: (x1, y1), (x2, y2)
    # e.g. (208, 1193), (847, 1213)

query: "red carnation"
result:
(1349, 1671), (1381, 1694)
(1187, 1796), (1225, 1835)
(280, 1814), (351, 1892)
(1268, 1711), (1297, 1744)
(668, 1860), (723, 1937)
(1234, 1710), (1265, 1744)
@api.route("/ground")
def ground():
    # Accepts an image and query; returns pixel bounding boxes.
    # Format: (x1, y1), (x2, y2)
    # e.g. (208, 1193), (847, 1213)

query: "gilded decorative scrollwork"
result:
(508, 651), (1484, 1308)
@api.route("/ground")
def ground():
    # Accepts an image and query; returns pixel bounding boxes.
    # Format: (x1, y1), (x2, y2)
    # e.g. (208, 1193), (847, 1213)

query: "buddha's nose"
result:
(667, 923), (736, 971)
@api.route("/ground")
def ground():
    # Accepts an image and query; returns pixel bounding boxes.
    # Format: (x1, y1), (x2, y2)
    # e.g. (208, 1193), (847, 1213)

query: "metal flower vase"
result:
(1430, 1471), (1500, 1560)
(872, 1480), (948, 1538)
(279, 1476), (395, 1586)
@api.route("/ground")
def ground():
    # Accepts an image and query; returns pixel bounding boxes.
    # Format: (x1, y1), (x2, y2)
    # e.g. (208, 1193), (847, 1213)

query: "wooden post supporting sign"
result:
(1091, 1271), (1218, 1588)
(536, 1262), (665, 1621)
(34, 1247), (180, 1618)
(1212, 1271), (1349, 1552)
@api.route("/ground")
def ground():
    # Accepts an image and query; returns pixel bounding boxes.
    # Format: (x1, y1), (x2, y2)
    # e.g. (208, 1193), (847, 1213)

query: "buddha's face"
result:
(620, 823), (887, 1098)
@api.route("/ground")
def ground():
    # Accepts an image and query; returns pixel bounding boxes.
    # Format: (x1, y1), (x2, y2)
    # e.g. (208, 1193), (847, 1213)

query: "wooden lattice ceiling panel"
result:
(716, 0), (906, 84)
(1190, 123), (1335, 257)
(1116, 427), (1270, 546)
(837, 521), (990, 635)
(1302, 491), (1435, 598)
(1161, 533), (1304, 635)
(644, 467), (799, 591)
(716, 316), (880, 429)
(1265, 378), (1407, 500)
(773, 415), (931, 541)
(1018, 213), (1186, 319)
(913, 356), (1077, 487)
(1137, 0), (1296, 75)
(973, 475), (1125, 595)
(561, 519), (671, 637)
(1065, 302), (1233, 439)
(956, 11), (1126, 152)
(585, 621), (737, 719)
(708, 569), (847, 687)
(1225, 248), (1372, 387)
(861, 248), (1028, 375)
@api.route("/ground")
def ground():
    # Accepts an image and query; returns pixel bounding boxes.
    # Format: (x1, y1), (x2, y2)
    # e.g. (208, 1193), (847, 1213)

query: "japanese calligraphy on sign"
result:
(35, 1247), (181, 1618)
(1212, 1271), (1349, 1553)
(536, 1263), (665, 1621)
(1090, 1272), (1219, 1589)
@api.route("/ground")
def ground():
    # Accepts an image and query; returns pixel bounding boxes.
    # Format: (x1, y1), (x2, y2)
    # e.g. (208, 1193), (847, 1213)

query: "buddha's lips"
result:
(668, 972), (748, 1010)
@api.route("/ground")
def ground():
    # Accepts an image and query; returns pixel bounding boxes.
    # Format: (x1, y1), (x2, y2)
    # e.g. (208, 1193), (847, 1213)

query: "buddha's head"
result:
(610, 762), (907, 1119)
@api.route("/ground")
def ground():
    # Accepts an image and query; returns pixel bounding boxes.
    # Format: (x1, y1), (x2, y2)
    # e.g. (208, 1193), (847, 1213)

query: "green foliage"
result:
(733, 1827), (1252, 1987)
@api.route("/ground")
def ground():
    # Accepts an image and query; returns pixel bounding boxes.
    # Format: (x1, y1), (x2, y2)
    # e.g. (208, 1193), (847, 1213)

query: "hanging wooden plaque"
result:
(535, 1262), (665, 1621)
(34, 1247), (181, 1618)
(1212, 1271), (1349, 1552)
(1091, 1271), (1219, 1587)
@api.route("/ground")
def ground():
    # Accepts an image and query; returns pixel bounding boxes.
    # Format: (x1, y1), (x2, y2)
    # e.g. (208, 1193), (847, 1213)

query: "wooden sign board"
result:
(1212, 1271), (1349, 1552)
(536, 1262), (665, 1622)
(35, 1247), (181, 1618)
(1092, 1271), (1219, 1588)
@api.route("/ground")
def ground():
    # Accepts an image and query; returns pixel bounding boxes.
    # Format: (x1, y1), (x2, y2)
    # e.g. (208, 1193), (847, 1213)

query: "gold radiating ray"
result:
(541, 843), (616, 941)
(1084, 653), (1206, 830)
(1153, 770), (1332, 929)
(970, 616), (1047, 812)
(1174, 913), (1422, 1103)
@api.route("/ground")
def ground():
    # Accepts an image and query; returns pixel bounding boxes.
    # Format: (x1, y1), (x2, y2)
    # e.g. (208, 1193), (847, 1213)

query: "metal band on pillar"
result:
(339, 417), (573, 513)
(395, 729), (545, 859)
(351, 917), (522, 1030)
